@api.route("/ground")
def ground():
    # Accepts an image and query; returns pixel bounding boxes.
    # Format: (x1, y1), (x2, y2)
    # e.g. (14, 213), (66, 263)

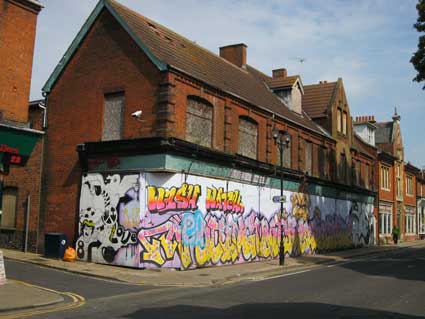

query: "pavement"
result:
(0, 280), (64, 313)
(1, 240), (424, 316)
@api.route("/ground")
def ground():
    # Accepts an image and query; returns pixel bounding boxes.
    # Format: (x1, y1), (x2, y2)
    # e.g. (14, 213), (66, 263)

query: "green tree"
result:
(411, 0), (425, 89)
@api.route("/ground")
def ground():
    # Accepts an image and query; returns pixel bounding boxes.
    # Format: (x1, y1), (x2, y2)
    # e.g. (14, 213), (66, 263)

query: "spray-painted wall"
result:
(77, 172), (374, 269)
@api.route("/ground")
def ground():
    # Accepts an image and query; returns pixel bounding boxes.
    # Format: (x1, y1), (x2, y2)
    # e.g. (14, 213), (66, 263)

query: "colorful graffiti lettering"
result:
(77, 172), (374, 269)
(137, 210), (285, 269)
(206, 186), (244, 214)
(147, 183), (201, 214)
(181, 210), (205, 248)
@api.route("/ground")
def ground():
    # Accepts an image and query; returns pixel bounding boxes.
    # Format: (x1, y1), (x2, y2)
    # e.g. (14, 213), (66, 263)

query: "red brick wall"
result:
(0, 0), (39, 123)
(44, 10), (339, 245)
(43, 10), (162, 243)
(172, 72), (330, 172)
(0, 106), (43, 252)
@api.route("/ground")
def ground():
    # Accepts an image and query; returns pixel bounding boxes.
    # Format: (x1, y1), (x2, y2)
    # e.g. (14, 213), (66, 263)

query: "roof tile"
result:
(108, 0), (326, 136)
(302, 82), (338, 118)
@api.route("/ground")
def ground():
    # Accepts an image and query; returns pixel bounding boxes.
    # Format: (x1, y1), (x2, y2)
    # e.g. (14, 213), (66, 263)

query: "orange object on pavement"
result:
(63, 247), (77, 262)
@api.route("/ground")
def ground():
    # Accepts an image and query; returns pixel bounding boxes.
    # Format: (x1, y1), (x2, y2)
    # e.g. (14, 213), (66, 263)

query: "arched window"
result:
(238, 116), (258, 159)
(1, 187), (18, 228)
(185, 96), (213, 147)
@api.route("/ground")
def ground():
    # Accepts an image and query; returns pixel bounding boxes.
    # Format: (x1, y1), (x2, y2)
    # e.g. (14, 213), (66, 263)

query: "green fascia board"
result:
(85, 152), (375, 203)
(0, 125), (42, 156)
(87, 153), (167, 172)
(42, 0), (167, 94)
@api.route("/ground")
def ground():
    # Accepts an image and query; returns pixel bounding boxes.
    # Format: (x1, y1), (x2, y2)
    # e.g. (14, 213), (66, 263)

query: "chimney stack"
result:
(219, 43), (247, 68)
(354, 115), (376, 123)
(272, 68), (287, 79)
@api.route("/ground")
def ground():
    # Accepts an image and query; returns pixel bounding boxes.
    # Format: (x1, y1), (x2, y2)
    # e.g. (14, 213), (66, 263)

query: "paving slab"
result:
(0, 280), (64, 312)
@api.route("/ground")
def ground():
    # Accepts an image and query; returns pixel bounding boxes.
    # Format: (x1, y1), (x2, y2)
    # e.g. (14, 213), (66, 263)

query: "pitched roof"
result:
(302, 81), (338, 119)
(43, 0), (329, 137)
(375, 122), (393, 144)
(353, 133), (376, 159)
(266, 75), (300, 90)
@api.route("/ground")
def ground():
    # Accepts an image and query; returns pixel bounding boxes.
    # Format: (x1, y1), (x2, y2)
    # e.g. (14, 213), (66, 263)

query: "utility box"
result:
(44, 233), (68, 259)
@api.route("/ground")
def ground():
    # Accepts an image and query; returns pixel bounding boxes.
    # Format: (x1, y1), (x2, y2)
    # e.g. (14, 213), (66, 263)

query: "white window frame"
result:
(379, 203), (393, 235)
(405, 207), (416, 234)
(381, 165), (390, 191)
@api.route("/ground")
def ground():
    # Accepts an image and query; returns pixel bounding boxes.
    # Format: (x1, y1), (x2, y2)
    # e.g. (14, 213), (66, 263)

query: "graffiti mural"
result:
(77, 173), (139, 264)
(77, 172), (374, 269)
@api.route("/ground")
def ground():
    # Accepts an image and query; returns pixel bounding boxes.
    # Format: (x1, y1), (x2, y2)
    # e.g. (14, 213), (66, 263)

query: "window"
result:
(318, 146), (328, 179)
(186, 97), (213, 147)
(355, 160), (361, 186)
(238, 117), (258, 159)
(364, 163), (370, 189)
(342, 112), (347, 135)
(305, 141), (312, 175)
(340, 153), (347, 183)
(405, 207), (416, 234)
(0, 187), (17, 228)
(277, 133), (291, 168)
(102, 92), (125, 141)
(420, 206), (425, 234)
(381, 166), (390, 190)
(406, 175), (414, 196)
(379, 203), (392, 235)
(337, 109), (342, 132)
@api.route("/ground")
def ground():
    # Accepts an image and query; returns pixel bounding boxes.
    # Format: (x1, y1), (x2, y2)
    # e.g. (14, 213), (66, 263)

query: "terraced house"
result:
(354, 111), (422, 244)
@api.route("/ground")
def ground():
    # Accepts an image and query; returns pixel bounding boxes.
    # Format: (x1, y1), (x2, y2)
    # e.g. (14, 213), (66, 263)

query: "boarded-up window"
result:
(318, 146), (328, 178)
(305, 141), (312, 175)
(102, 92), (125, 141)
(238, 117), (258, 159)
(0, 187), (17, 228)
(365, 163), (370, 189)
(186, 97), (213, 147)
(355, 160), (361, 186)
(340, 153), (347, 183)
(277, 133), (291, 168)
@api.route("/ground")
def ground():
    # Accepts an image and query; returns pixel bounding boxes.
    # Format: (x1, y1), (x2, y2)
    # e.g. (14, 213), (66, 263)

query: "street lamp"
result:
(272, 128), (290, 266)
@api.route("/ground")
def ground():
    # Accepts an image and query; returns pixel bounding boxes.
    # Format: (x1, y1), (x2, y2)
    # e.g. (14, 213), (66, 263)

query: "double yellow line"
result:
(0, 281), (85, 319)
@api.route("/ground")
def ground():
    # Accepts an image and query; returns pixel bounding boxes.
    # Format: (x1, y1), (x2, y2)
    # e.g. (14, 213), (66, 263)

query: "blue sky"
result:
(30, 0), (424, 167)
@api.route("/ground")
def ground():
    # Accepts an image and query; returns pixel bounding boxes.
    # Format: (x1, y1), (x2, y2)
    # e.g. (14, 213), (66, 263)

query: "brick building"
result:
(354, 111), (422, 243)
(0, 0), (43, 251)
(34, 0), (378, 269)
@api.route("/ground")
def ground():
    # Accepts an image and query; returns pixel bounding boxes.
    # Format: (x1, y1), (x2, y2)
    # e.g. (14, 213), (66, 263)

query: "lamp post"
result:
(272, 128), (290, 266)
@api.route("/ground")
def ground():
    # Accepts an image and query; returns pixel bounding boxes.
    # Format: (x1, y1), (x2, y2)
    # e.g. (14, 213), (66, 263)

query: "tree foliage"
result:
(411, 0), (425, 89)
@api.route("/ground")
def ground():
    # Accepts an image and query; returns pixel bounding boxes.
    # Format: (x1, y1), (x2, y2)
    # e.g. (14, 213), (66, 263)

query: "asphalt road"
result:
(5, 246), (425, 319)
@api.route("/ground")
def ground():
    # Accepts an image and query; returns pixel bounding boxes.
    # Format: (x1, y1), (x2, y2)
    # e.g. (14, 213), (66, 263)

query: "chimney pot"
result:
(219, 43), (247, 68)
(272, 68), (287, 79)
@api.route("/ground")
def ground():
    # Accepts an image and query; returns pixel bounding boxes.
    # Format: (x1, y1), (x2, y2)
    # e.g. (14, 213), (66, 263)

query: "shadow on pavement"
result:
(340, 247), (425, 282)
(124, 302), (423, 319)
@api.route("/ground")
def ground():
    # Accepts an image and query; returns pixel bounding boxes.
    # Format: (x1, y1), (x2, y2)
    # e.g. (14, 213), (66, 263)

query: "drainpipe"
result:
(24, 195), (30, 252)
(36, 91), (48, 253)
